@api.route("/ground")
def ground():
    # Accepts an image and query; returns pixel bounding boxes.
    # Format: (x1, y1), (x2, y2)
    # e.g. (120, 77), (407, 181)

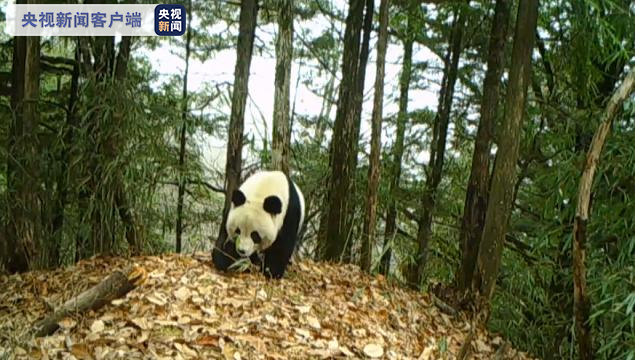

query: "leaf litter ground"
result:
(0, 253), (537, 359)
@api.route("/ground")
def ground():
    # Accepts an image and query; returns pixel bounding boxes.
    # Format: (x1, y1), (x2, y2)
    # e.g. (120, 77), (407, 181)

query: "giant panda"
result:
(212, 170), (305, 279)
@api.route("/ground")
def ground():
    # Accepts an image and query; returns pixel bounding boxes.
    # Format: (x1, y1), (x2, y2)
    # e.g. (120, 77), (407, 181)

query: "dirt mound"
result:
(0, 253), (536, 359)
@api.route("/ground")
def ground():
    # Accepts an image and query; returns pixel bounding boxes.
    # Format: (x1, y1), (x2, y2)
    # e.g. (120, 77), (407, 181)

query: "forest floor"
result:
(0, 253), (537, 360)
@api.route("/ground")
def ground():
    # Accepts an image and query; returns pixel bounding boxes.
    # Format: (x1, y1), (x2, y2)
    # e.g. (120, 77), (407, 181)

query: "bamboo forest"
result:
(0, 0), (634, 359)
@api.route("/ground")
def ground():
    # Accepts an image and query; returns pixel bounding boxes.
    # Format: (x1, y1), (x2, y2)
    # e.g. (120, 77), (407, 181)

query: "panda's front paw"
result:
(262, 265), (285, 279)
(212, 245), (239, 271)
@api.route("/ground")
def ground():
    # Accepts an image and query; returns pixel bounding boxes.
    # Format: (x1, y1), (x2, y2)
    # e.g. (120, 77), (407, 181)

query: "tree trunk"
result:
(474, 0), (538, 318)
(343, 0), (374, 264)
(50, 43), (81, 268)
(5, 30), (41, 273)
(409, 5), (466, 286)
(271, 0), (294, 175)
(572, 68), (635, 360)
(213, 0), (259, 261)
(176, 1), (193, 254)
(75, 37), (101, 261)
(457, 0), (510, 293)
(316, 62), (337, 148)
(378, 11), (414, 276)
(111, 36), (141, 255)
(313, 59), (339, 259)
(314, 51), (340, 257)
(83, 35), (113, 256)
(361, 0), (390, 272)
(321, 0), (366, 261)
(76, 35), (138, 259)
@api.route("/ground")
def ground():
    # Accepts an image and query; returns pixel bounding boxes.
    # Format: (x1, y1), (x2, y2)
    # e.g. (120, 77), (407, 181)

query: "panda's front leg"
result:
(262, 257), (287, 279)
(212, 238), (241, 272)
(261, 243), (293, 279)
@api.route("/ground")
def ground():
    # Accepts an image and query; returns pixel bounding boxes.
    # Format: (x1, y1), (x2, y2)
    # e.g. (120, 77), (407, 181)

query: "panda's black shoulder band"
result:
(232, 190), (246, 206)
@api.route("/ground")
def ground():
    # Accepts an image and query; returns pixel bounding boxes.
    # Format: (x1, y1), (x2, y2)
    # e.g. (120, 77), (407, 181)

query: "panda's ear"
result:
(231, 190), (246, 207)
(263, 196), (282, 215)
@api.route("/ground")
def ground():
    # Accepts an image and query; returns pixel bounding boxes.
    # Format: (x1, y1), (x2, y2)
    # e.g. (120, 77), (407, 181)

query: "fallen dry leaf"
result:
(174, 342), (198, 358)
(418, 344), (435, 360)
(475, 338), (492, 352)
(57, 317), (77, 330)
(111, 299), (126, 306)
(131, 317), (151, 330)
(0, 253), (538, 360)
(295, 327), (311, 339)
(221, 342), (238, 360)
(328, 338), (339, 351)
(89, 319), (105, 333)
(70, 344), (92, 360)
(174, 286), (191, 301)
(137, 330), (149, 343)
(363, 343), (384, 358)
(194, 335), (220, 347)
(340, 345), (355, 357)
(147, 292), (168, 306)
(306, 315), (321, 330)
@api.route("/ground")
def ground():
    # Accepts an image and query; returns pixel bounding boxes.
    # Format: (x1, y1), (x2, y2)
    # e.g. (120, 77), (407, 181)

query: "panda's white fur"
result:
(226, 170), (305, 257)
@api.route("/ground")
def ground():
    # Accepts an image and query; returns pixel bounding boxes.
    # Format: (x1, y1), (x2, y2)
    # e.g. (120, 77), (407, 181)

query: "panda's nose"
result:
(236, 248), (248, 257)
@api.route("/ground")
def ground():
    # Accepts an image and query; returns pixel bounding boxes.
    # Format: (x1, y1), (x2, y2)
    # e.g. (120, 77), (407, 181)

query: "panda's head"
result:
(225, 189), (283, 258)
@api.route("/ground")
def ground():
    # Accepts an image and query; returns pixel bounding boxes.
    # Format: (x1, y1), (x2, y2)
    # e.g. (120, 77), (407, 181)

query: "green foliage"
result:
(1, 0), (634, 358)
(479, 1), (635, 358)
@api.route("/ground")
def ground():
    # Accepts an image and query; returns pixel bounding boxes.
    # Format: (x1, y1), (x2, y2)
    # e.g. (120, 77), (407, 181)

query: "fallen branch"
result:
(32, 265), (147, 337)
(431, 293), (458, 316)
(493, 342), (511, 360)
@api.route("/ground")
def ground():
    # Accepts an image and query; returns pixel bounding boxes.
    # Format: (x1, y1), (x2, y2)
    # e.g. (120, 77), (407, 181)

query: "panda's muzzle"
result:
(234, 236), (258, 257)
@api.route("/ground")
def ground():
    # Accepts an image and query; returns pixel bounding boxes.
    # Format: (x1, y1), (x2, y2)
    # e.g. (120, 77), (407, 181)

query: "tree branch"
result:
(161, 180), (225, 193)
(573, 66), (635, 360)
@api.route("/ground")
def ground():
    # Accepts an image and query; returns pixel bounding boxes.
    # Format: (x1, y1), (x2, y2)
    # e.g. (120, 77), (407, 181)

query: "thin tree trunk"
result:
(6, 31), (27, 269)
(111, 36), (140, 255)
(474, 0), (538, 319)
(50, 43), (81, 268)
(457, 0), (510, 293)
(315, 57), (339, 257)
(378, 13), (414, 276)
(315, 18), (341, 255)
(271, 0), (294, 175)
(343, 0), (374, 264)
(572, 68), (635, 360)
(86, 35), (114, 256)
(361, 0), (389, 273)
(410, 5), (466, 287)
(75, 38), (97, 261)
(5, 29), (41, 273)
(213, 0), (259, 259)
(316, 66), (336, 147)
(176, 1), (193, 253)
(322, 0), (366, 261)
(315, 26), (340, 148)
(289, 61), (302, 138)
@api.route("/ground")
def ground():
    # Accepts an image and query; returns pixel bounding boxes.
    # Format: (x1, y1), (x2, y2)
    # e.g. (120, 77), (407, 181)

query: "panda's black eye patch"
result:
(251, 231), (262, 244)
(263, 196), (282, 215)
